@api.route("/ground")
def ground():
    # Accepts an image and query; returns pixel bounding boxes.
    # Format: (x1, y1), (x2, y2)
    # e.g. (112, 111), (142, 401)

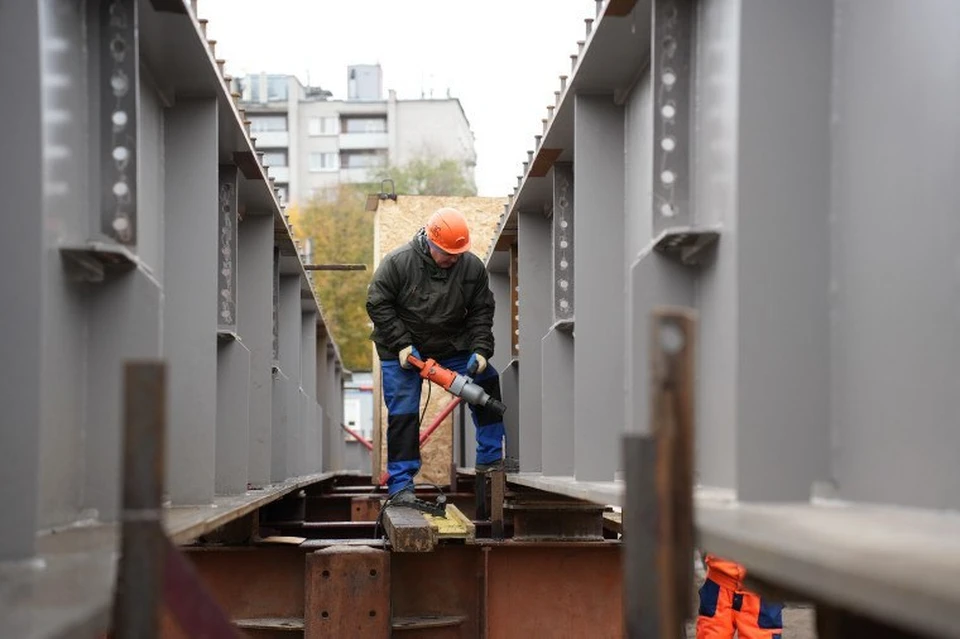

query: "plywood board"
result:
(372, 195), (507, 486)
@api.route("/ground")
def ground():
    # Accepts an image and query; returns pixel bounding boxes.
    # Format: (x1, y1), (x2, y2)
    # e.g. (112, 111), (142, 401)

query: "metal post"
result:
(112, 361), (166, 639)
(622, 308), (696, 638)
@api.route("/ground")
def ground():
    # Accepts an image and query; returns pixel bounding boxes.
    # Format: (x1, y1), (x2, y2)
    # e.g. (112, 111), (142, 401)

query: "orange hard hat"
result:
(426, 207), (472, 254)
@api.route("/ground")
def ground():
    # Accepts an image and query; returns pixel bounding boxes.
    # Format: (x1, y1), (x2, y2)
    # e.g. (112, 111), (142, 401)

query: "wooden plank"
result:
(382, 507), (437, 553)
(424, 504), (475, 543)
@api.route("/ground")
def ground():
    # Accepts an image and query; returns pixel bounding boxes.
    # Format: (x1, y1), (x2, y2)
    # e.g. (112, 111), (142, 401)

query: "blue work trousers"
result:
(381, 352), (505, 495)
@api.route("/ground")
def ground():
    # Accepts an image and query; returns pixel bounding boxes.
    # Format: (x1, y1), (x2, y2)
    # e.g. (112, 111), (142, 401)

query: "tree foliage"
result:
(370, 155), (477, 197)
(291, 155), (476, 372)
(289, 185), (374, 372)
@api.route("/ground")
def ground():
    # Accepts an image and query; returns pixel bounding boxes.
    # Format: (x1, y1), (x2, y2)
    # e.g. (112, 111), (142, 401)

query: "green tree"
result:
(289, 185), (374, 372)
(370, 155), (477, 197)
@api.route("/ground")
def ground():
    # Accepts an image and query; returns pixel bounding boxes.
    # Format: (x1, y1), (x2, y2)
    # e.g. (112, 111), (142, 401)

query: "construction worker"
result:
(696, 553), (784, 638)
(365, 207), (510, 502)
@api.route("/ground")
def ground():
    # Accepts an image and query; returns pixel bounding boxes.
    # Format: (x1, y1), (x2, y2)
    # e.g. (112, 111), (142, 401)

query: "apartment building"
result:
(236, 65), (477, 205)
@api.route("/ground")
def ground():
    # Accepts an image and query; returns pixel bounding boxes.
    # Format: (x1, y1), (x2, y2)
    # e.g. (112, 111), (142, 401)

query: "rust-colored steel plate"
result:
(392, 546), (483, 639)
(351, 496), (381, 522)
(484, 545), (623, 638)
(305, 546), (391, 638)
(179, 546), (308, 620)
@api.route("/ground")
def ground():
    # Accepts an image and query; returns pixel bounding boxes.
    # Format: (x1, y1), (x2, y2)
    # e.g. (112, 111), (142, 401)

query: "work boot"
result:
(475, 457), (519, 474)
(389, 486), (418, 506)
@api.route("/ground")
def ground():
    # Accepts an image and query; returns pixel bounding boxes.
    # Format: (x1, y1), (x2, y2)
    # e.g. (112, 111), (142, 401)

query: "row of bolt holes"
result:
(319, 569), (380, 620)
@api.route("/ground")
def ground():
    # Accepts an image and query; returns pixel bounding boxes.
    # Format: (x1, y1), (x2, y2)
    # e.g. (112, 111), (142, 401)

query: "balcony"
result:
(266, 166), (289, 183)
(339, 132), (388, 151)
(252, 130), (289, 148)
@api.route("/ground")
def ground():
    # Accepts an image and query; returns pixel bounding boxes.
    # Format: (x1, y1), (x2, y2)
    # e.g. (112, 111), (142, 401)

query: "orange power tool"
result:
(407, 355), (506, 418)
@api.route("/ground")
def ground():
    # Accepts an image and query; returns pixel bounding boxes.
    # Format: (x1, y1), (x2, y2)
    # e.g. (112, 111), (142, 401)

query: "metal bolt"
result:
(596, 0), (603, 17)
(554, 91), (561, 106)
(216, 59), (225, 74)
(535, 134), (542, 149)
(577, 40), (585, 54)
(522, 161), (529, 174)
(527, 150), (534, 163)
(560, 75), (568, 91)
(585, 18), (594, 36)
(570, 54), (578, 71)
(547, 105), (555, 119)
(199, 19), (208, 37)
(542, 118), (549, 134)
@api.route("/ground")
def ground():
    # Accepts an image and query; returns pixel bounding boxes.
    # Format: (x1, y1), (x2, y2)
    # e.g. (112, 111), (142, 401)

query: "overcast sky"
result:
(198, 0), (595, 196)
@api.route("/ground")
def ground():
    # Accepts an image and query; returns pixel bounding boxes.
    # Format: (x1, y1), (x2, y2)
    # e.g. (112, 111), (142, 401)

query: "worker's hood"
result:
(412, 228), (449, 280)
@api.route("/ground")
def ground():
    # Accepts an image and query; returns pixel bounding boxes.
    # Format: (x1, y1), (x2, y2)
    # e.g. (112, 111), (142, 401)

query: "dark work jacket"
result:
(366, 229), (496, 362)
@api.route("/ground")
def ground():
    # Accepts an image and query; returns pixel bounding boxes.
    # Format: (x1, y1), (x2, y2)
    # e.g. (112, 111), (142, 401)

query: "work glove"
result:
(467, 353), (487, 376)
(399, 345), (420, 369)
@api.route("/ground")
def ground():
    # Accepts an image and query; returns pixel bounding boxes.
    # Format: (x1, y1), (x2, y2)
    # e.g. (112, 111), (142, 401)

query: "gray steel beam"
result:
(488, 271), (516, 464)
(215, 340), (250, 494)
(163, 98), (219, 505)
(217, 165), (238, 331)
(517, 210), (552, 472)
(691, 0), (740, 490)
(489, 271), (513, 372)
(271, 369), (290, 482)
(498, 362), (520, 466)
(573, 94), (625, 482)
(86, 272), (162, 521)
(97, 0), (139, 245)
(1, 0), (45, 557)
(541, 329), (574, 475)
(652, 0), (693, 234)
(827, 0), (960, 509)
(238, 215), (274, 488)
(301, 312), (319, 474)
(278, 275), (302, 479)
(552, 162), (575, 323)
(37, 0), (93, 533)
(316, 331), (330, 472)
(736, 0), (831, 501)
(627, 253), (694, 437)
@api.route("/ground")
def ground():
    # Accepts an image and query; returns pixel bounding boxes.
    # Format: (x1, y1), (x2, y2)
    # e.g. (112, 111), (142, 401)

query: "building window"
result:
(250, 115), (287, 132)
(261, 151), (287, 167)
(308, 152), (339, 172)
(341, 151), (387, 169)
(308, 116), (338, 136)
(266, 76), (288, 102)
(342, 117), (387, 133)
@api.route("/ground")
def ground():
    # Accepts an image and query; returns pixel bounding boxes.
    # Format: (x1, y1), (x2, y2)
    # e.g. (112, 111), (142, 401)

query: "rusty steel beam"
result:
(305, 546), (390, 638)
(484, 545), (622, 637)
(112, 361), (166, 639)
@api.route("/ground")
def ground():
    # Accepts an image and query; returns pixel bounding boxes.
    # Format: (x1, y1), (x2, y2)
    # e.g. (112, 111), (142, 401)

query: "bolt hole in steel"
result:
(662, 69), (677, 87)
(661, 136), (676, 152)
(369, 610), (377, 617)
(322, 570), (330, 578)
(660, 203), (676, 218)
(321, 611), (329, 619)
(661, 170), (676, 185)
(660, 321), (685, 354)
(661, 103), (676, 119)
(369, 568), (377, 577)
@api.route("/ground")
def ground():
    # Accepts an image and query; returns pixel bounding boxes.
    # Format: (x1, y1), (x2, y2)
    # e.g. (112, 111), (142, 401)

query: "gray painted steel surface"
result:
(483, 0), (960, 631)
(0, 0), (345, 562)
